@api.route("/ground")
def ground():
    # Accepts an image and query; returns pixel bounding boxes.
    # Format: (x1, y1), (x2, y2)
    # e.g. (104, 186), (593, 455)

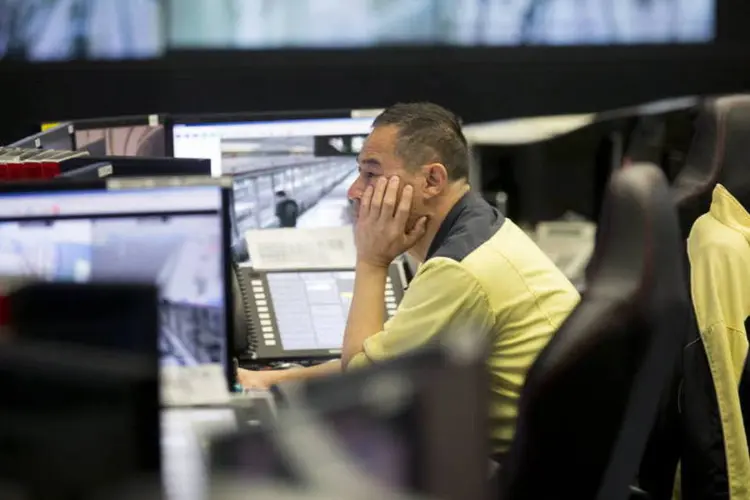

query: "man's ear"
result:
(422, 163), (449, 198)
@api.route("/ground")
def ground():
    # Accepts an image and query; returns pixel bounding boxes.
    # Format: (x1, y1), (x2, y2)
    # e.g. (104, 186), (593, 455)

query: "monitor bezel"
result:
(58, 155), (212, 175)
(72, 114), (169, 130)
(0, 179), (108, 193)
(8, 122), (75, 151)
(0, 178), (236, 390)
(170, 109), (356, 127)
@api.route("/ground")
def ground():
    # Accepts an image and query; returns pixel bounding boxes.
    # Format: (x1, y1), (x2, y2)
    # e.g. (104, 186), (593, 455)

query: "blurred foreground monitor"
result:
(0, 282), (161, 500)
(212, 331), (490, 500)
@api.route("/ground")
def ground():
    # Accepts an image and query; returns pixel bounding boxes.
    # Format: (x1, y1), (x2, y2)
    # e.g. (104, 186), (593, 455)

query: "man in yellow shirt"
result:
(239, 102), (579, 456)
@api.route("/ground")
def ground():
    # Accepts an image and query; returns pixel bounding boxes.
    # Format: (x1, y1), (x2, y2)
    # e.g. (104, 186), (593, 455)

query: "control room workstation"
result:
(3, 94), (722, 500)
(0, 107), (422, 500)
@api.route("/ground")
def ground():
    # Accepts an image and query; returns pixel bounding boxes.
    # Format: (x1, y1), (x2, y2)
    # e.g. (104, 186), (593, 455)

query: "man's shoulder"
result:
(410, 257), (483, 295)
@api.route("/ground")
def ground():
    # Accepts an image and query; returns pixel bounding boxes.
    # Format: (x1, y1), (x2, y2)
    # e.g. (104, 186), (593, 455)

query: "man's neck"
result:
(409, 183), (471, 262)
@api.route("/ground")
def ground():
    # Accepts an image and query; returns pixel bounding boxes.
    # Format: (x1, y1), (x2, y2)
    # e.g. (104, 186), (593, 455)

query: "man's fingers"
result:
(359, 185), (374, 219)
(369, 177), (388, 218)
(380, 176), (400, 219)
(394, 183), (413, 227)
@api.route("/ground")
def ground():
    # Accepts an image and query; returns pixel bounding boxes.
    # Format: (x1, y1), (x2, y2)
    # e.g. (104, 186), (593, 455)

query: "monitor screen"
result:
(173, 116), (372, 235)
(168, 0), (715, 49)
(0, 0), (163, 61)
(265, 270), (354, 351)
(75, 124), (167, 157)
(0, 186), (228, 371)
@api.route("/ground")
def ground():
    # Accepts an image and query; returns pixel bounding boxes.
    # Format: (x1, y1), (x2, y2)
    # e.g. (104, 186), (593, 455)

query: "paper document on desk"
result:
(245, 226), (356, 270)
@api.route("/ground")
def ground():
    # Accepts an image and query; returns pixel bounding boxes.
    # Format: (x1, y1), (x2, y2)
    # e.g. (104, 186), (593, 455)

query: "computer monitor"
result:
(211, 404), (414, 490)
(8, 122), (75, 151)
(212, 339), (489, 500)
(172, 111), (375, 236)
(74, 115), (170, 157)
(0, 181), (233, 387)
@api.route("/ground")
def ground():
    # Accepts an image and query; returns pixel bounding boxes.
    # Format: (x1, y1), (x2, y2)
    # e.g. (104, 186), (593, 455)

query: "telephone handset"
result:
(231, 262), (409, 362)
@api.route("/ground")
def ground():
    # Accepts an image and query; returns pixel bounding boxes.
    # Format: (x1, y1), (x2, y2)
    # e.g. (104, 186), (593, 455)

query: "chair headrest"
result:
(587, 163), (683, 301)
(673, 95), (750, 231)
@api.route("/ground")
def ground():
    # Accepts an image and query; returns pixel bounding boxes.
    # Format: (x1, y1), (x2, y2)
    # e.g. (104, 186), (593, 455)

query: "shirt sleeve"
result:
(689, 236), (750, 498)
(347, 257), (495, 369)
(690, 241), (750, 380)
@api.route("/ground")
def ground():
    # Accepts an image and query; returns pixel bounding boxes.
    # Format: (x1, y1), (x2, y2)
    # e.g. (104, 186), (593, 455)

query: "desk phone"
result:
(233, 263), (409, 362)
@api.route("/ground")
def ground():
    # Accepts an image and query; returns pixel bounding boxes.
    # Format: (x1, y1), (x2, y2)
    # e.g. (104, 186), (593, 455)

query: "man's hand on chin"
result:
(342, 176), (426, 366)
(354, 176), (427, 269)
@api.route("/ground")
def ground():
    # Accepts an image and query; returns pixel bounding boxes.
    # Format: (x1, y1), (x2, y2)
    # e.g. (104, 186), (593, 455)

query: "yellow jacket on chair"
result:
(687, 183), (750, 500)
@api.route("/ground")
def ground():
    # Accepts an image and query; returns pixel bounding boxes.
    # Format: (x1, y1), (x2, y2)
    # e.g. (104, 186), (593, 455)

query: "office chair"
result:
(497, 163), (690, 500)
(670, 94), (750, 500)
(672, 94), (750, 238)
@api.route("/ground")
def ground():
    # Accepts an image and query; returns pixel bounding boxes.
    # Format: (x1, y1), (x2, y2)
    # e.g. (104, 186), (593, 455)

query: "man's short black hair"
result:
(372, 102), (469, 181)
(275, 190), (286, 197)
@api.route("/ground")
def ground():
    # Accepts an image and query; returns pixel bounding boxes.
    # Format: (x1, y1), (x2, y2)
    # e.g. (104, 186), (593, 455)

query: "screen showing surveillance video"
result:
(169, 0), (715, 49)
(75, 124), (167, 157)
(0, 187), (227, 369)
(173, 117), (371, 237)
(0, 0), (163, 61)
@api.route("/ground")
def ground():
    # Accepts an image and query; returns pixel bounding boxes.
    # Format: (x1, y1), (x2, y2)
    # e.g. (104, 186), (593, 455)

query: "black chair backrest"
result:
(498, 163), (690, 500)
(624, 109), (698, 183)
(673, 94), (750, 238)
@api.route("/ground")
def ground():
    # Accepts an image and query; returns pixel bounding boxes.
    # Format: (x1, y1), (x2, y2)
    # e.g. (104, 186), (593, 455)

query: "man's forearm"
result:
(275, 359), (342, 383)
(341, 261), (388, 367)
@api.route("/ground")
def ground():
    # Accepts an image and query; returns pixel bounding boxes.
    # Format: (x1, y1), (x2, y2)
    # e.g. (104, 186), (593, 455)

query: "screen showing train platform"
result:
(266, 271), (355, 351)
(75, 124), (167, 157)
(173, 116), (373, 235)
(0, 187), (227, 370)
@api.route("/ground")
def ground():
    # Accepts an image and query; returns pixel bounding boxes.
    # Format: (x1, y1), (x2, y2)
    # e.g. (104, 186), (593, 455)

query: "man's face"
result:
(348, 125), (426, 225)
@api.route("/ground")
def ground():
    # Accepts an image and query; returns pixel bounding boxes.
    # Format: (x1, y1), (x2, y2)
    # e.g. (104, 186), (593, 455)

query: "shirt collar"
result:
(425, 191), (474, 260)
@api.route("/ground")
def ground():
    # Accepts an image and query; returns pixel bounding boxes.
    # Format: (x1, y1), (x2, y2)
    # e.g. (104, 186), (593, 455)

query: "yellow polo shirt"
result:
(349, 192), (580, 454)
